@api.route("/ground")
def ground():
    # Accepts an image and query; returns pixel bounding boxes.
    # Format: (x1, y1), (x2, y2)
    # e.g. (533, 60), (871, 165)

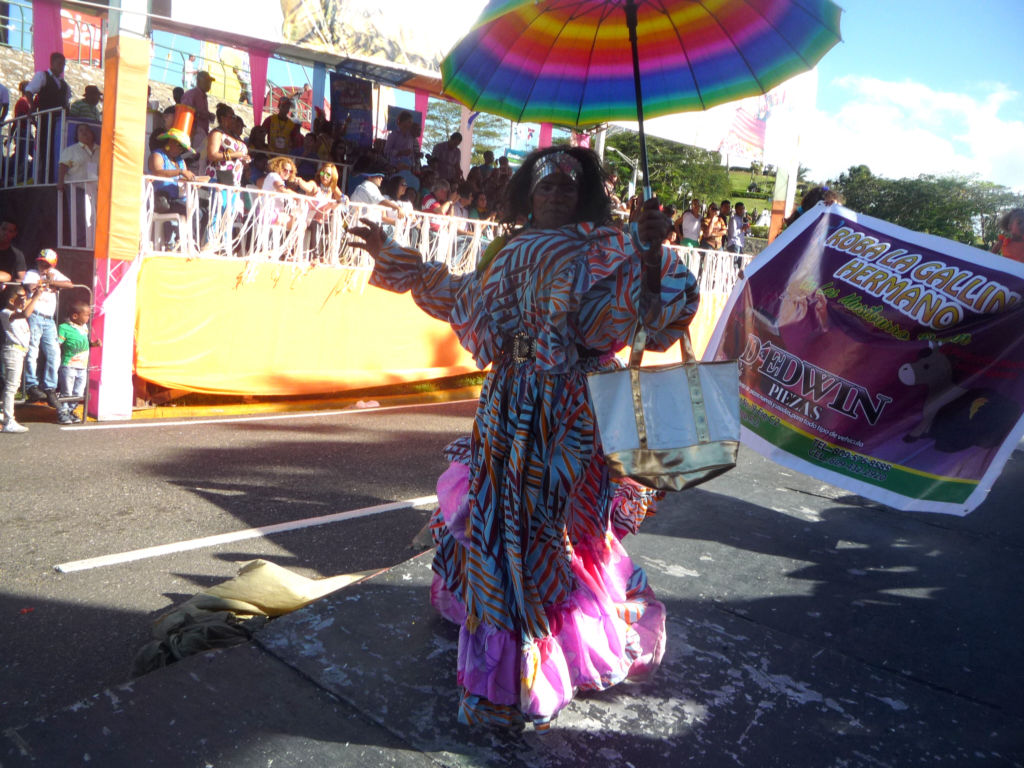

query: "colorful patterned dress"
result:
(369, 222), (700, 728)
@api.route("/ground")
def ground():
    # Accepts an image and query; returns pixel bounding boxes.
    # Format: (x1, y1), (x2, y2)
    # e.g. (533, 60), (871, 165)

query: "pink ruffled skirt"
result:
(430, 462), (666, 729)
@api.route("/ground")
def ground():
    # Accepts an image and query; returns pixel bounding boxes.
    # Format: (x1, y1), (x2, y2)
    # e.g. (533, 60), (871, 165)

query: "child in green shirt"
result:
(56, 301), (98, 424)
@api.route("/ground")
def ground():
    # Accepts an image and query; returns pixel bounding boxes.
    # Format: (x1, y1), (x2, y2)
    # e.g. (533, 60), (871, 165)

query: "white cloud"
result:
(800, 76), (1024, 191)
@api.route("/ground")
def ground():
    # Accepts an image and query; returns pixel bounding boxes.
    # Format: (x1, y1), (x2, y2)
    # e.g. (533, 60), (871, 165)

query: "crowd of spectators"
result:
(141, 97), (519, 255)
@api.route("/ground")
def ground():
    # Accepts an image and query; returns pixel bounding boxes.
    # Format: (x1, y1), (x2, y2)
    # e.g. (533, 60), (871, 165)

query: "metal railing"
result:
(141, 175), (500, 274)
(57, 178), (98, 249)
(138, 176), (751, 288)
(0, 107), (65, 188)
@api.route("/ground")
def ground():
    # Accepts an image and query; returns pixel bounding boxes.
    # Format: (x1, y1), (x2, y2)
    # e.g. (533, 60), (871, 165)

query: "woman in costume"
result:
(350, 146), (699, 729)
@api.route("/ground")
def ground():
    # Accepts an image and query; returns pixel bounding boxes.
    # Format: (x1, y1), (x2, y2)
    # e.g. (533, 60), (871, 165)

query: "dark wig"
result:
(499, 145), (612, 231)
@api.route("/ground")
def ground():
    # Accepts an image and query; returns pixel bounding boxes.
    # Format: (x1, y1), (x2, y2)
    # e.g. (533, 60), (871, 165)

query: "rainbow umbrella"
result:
(442, 0), (842, 196)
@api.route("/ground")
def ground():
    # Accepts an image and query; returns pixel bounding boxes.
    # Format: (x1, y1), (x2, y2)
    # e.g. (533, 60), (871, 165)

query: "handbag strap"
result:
(627, 320), (711, 448)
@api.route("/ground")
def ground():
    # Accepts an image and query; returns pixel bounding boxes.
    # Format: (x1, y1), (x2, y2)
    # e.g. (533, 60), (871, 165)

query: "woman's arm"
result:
(206, 129), (225, 163)
(349, 219), (465, 322)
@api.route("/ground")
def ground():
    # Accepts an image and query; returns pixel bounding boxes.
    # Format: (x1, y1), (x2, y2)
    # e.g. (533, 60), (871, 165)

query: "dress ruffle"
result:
(431, 458), (665, 727)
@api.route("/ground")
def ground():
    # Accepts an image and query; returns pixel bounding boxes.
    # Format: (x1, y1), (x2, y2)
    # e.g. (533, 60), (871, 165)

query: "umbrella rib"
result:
(572, 1), (618, 128)
(509, 1), (606, 128)
(651, 0), (708, 111)
(694, 0), (770, 95)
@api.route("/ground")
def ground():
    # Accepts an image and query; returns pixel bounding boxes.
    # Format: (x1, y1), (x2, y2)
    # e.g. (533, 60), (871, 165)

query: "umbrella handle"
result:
(625, 0), (652, 201)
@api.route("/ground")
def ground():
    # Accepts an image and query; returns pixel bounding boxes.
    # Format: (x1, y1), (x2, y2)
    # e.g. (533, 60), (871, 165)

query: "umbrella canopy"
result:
(442, 0), (843, 129)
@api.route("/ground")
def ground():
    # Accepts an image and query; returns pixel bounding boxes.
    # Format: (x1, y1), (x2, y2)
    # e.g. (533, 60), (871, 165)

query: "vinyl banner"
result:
(707, 204), (1024, 515)
(329, 72), (373, 151)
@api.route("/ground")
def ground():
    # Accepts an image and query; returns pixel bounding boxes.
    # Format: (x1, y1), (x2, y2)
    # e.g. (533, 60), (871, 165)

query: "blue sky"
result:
(147, 0), (1023, 190)
(803, 0), (1024, 189)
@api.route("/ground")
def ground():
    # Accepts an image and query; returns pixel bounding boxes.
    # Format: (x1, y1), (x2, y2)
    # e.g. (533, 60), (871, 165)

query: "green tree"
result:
(833, 165), (1023, 247)
(422, 100), (517, 164)
(604, 127), (729, 207)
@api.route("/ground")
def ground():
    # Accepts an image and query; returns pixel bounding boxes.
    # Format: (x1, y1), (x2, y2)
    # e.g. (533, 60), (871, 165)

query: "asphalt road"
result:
(4, 397), (1023, 763)
(1, 398), (479, 730)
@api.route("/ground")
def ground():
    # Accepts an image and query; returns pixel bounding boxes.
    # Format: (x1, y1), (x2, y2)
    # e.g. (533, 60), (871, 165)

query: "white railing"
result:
(141, 176), (501, 274)
(139, 177), (749, 289)
(57, 178), (98, 249)
(0, 107), (65, 188)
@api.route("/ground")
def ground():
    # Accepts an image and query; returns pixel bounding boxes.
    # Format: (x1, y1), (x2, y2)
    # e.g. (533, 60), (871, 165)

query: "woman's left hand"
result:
(348, 218), (385, 258)
(637, 196), (671, 247)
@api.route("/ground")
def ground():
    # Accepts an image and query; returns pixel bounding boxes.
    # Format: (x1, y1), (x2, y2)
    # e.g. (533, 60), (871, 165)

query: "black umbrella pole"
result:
(626, 0), (660, 296)
(625, 0), (652, 201)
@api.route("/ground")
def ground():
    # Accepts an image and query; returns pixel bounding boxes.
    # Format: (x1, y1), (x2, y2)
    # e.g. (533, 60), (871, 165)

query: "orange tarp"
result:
(134, 257), (480, 396)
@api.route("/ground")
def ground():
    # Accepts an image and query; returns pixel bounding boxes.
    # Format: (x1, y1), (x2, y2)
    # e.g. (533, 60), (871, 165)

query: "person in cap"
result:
(349, 167), (387, 206)
(348, 145), (699, 729)
(69, 85), (102, 121)
(350, 167), (405, 226)
(22, 249), (73, 407)
(148, 129), (195, 221)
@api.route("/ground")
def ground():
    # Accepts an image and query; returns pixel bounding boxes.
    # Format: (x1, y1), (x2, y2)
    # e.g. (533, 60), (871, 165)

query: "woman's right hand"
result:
(347, 218), (385, 258)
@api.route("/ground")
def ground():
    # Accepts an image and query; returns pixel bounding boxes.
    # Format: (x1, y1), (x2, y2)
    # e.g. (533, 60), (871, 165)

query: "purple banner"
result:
(708, 203), (1024, 515)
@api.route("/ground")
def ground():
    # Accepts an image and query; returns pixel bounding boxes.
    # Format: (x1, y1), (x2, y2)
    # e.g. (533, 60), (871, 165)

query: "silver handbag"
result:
(587, 322), (740, 490)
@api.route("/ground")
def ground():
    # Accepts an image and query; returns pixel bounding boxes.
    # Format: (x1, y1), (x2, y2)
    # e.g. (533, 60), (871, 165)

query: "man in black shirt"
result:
(25, 52), (72, 183)
(0, 219), (26, 282)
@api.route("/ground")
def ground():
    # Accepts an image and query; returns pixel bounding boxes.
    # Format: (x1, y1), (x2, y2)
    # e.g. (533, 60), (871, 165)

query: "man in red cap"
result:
(22, 250), (72, 406)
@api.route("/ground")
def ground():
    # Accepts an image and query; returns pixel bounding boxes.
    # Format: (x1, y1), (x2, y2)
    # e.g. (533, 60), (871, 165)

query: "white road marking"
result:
(63, 398), (478, 430)
(54, 495), (438, 573)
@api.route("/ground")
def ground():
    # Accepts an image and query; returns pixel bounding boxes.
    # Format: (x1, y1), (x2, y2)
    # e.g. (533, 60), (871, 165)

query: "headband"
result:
(531, 152), (582, 194)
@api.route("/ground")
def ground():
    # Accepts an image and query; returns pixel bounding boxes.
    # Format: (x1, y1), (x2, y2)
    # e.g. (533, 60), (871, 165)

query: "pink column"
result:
(32, 0), (65, 72)
(539, 122), (553, 148)
(249, 49), (270, 127)
(414, 89), (430, 148)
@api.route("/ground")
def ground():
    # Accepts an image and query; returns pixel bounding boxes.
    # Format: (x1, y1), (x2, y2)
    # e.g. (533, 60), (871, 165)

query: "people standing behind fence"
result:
(57, 123), (99, 248)
(55, 301), (97, 424)
(148, 105), (175, 151)
(261, 156), (315, 231)
(262, 97), (301, 155)
(183, 55), (197, 90)
(677, 197), (702, 246)
(25, 52), (72, 183)
(483, 155), (511, 208)
(149, 127), (195, 232)
(350, 168), (406, 229)
(384, 111), (419, 183)
(11, 80), (32, 176)
(0, 219), (26, 282)
(469, 190), (493, 221)
(421, 178), (453, 220)
(465, 149), (494, 192)
(295, 133), (321, 181)
(700, 202), (726, 250)
(206, 104), (248, 187)
(234, 65), (251, 106)
(22, 249), (72, 409)
(430, 131), (463, 185)
(0, 79), (8, 122)
(1, 282), (42, 433)
(726, 201), (750, 256)
(308, 164), (348, 262)
(68, 85), (102, 121)
(451, 182), (473, 219)
(181, 71), (215, 171)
